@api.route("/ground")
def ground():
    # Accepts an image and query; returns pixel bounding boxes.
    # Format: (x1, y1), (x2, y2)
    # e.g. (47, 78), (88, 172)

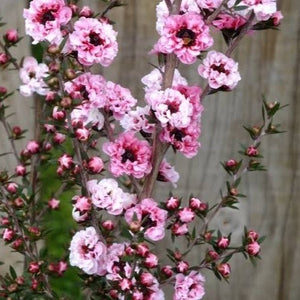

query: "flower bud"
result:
(14, 197), (24, 208)
(79, 6), (93, 17)
(172, 222), (188, 236)
(102, 220), (115, 231)
(16, 276), (24, 285)
(26, 140), (40, 154)
(52, 106), (66, 121)
(217, 263), (231, 278)
(247, 230), (259, 242)
(217, 236), (230, 249)
(46, 91), (56, 102)
(87, 156), (104, 174)
(48, 198), (60, 210)
(75, 127), (90, 142)
(6, 182), (18, 194)
(47, 44), (60, 55)
(0, 53), (9, 65)
(60, 96), (72, 108)
(204, 231), (212, 241)
(178, 207), (195, 223)
(246, 145), (258, 157)
(207, 250), (219, 261)
(12, 126), (22, 139)
(15, 165), (26, 176)
(28, 262), (40, 273)
(129, 221), (141, 233)
(0, 86), (7, 96)
(144, 253), (158, 268)
(176, 260), (189, 273)
(161, 265), (173, 277)
(12, 238), (23, 249)
(53, 132), (66, 144)
(65, 68), (77, 80)
(136, 243), (149, 257)
(31, 278), (39, 290)
(1, 217), (10, 226)
(140, 272), (155, 286)
(28, 226), (41, 237)
(246, 241), (261, 256)
(2, 228), (15, 241)
(5, 29), (18, 43)
(166, 196), (180, 210)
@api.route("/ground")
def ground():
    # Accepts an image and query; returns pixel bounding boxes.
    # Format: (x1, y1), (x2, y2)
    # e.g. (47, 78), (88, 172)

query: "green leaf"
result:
(9, 265), (17, 279)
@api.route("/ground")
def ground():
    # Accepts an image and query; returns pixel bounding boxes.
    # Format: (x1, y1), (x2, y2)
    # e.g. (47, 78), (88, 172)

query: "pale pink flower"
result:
(196, 0), (223, 10)
(125, 198), (168, 241)
(69, 227), (107, 275)
(241, 0), (277, 21)
(23, 0), (72, 45)
(174, 271), (205, 300)
(19, 56), (49, 97)
(153, 13), (213, 64)
(172, 222), (189, 236)
(158, 159), (180, 187)
(198, 51), (241, 90)
(105, 81), (137, 119)
(120, 105), (155, 133)
(64, 72), (106, 104)
(65, 17), (118, 67)
(146, 88), (193, 129)
(87, 178), (137, 215)
(160, 123), (201, 158)
(71, 104), (105, 131)
(103, 131), (152, 179)
(141, 68), (187, 94)
(156, 0), (200, 35)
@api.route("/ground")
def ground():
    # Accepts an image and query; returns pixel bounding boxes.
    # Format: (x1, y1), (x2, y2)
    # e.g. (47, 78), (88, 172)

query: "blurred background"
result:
(0, 0), (299, 299)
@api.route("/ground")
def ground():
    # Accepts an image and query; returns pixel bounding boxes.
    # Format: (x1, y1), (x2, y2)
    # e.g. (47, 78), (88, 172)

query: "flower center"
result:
(79, 86), (89, 99)
(89, 32), (103, 46)
(121, 149), (136, 163)
(211, 64), (229, 75)
(176, 28), (196, 46)
(40, 10), (55, 25)
(171, 128), (184, 142)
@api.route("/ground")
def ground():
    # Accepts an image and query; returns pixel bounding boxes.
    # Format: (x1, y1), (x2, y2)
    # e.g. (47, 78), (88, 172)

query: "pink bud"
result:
(79, 6), (93, 17)
(48, 198), (60, 210)
(46, 91), (56, 102)
(16, 276), (25, 285)
(247, 230), (259, 242)
(43, 142), (52, 152)
(12, 238), (23, 249)
(166, 196), (180, 210)
(52, 106), (65, 120)
(28, 227), (41, 237)
(217, 236), (230, 249)
(172, 222), (188, 236)
(119, 278), (132, 291)
(246, 145), (258, 157)
(204, 231), (212, 241)
(207, 250), (219, 261)
(217, 263), (231, 278)
(31, 278), (39, 290)
(75, 127), (90, 141)
(3, 228), (15, 241)
(15, 165), (26, 176)
(14, 197), (24, 208)
(28, 262), (40, 273)
(176, 261), (189, 273)
(136, 243), (149, 257)
(178, 207), (195, 223)
(44, 124), (56, 133)
(0, 53), (9, 65)
(6, 182), (18, 193)
(272, 11), (283, 26)
(125, 246), (136, 256)
(87, 156), (104, 174)
(226, 159), (237, 167)
(144, 253), (158, 268)
(1, 217), (10, 226)
(102, 220), (115, 231)
(53, 132), (66, 144)
(58, 154), (73, 169)
(12, 126), (22, 138)
(246, 241), (261, 256)
(161, 265), (173, 277)
(26, 140), (40, 154)
(5, 29), (18, 43)
(0, 86), (7, 95)
(140, 272), (155, 286)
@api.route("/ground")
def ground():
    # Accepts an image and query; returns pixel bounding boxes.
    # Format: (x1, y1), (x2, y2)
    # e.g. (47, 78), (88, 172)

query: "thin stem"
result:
(206, 0), (230, 25)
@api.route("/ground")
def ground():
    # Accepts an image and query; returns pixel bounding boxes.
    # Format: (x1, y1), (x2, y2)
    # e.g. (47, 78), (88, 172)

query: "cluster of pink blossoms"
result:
(23, 0), (72, 45)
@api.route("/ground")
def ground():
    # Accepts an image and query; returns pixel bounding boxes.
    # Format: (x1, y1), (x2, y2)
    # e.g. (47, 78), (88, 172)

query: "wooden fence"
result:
(0, 0), (299, 299)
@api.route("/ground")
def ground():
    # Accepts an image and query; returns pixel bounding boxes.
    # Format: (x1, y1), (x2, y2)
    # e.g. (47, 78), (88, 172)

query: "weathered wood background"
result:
(0, 0), (299, 299)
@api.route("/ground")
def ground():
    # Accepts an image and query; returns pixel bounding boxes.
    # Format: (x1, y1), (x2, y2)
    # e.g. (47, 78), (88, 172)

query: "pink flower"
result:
(87, 178), (137, 215)
(23, 0), (72, 45)
(145, 252), (158, 268)
(172, 222), (189, 236)
(19, 56), (49, 97)
(198, 51), (241, 90)
(105, 81), (137, 120)
(189, 197), (207, 211)
(178, 208), (195, 223)
(53, 132), (66, 144)
(75, 127), (90, 141)
(174, 271), (205, 300)
(160, 123), (201, 158)
(103, 131), (152, 179)
(120, 105), (155, 133)
(69, 227), (107, 275)
(153, 13), (213, 64)
(156, 0), (200, 35)
(141, 68), (187, 94)
(177, 261), (189, 273)
(125, 198), (168, 241)
(146, 88), (193, 129)
(212, 13), (247, 30)
(65, 17), (118, 67)
(242, 0), (277, 21)
(158, 159), (180, 187)
(246, 241), (261, 256)
(166, 196), (180, 210)
(196, 0), (223, 10)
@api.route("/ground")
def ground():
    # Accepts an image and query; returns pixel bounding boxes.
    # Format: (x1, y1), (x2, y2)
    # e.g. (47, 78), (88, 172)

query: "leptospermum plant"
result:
(0, 0), (285, 299)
